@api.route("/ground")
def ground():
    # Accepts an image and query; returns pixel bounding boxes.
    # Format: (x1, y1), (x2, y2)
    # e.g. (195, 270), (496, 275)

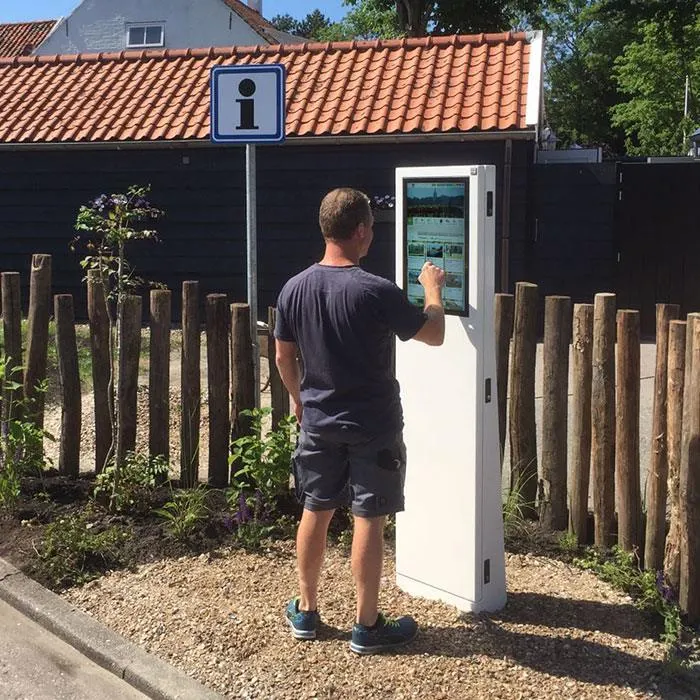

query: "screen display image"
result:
(403, 179), (469, 315)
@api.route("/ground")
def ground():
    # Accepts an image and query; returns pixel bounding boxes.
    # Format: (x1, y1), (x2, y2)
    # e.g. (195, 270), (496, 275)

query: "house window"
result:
(126, 24), (164, 48)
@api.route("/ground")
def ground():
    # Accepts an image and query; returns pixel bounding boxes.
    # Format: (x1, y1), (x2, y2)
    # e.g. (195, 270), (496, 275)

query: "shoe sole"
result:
(285, 616), (316, 640)
(349, 630), (418, 655)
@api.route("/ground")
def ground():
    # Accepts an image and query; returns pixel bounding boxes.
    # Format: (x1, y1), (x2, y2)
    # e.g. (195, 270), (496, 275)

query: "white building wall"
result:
(36, 0), (271, 55)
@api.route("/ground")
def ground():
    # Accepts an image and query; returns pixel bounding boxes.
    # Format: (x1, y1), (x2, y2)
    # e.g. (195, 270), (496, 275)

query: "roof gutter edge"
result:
(0, 130), (537, 151)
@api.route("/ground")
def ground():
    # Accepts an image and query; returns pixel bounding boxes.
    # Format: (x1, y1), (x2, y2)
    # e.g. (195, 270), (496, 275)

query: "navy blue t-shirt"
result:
(274, 264), (427, 437)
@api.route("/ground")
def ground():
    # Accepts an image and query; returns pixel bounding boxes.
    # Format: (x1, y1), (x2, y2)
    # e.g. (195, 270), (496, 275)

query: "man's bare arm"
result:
(275, 338), (303, 422)
(412, 261), (446, 346)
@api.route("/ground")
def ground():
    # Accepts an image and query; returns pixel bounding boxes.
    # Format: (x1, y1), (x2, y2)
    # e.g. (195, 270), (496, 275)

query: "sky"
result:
(0, 1), (347, 24)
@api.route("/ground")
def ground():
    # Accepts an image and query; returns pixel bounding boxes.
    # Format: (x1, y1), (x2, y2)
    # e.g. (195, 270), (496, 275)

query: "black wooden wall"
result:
(0, 139), (533, 322)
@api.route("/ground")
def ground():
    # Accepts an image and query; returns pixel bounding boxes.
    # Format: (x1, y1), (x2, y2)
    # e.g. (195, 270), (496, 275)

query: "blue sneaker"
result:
(350, 612), (418, 655)
(285, 597), (319, 640)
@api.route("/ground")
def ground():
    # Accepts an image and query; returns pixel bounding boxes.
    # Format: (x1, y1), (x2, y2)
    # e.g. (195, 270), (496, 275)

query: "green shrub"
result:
(36, 512), (130, 588)
(229, 408), (297, 503)
(94, 452), (169, 514)
(154, 486), (209, 540)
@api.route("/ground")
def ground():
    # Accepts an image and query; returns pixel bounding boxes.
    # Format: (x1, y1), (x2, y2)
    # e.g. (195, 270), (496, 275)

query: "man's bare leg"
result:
(351, 515), (385, 626)
(297, 507), (335, 611)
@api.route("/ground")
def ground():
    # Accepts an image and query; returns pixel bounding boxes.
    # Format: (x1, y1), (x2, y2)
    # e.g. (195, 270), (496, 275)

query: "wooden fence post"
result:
(592, 292), (616, 547)
(116, 295), (141, 465)
(680, 317), (700, 623)
(509, 282), (539, 517)
(54, 294), (81, 477)
(24, 254), (52, 429)
(87, 270), (112, 473)
(206, 294), (230, 488)
(2, 272), (23, 421)
(540, 295), (571, 530)
(268, 307), (289, 429)
(180, 281), (200, 487)
(231, 303), (255, 444)
(495, 293), (514, 468)
(616, 309), (641, 553)
(664, 320), (686, 592)
(149, 289), (171, 469)
(569, 303), (594, 543)
(644, 303), (680, 569)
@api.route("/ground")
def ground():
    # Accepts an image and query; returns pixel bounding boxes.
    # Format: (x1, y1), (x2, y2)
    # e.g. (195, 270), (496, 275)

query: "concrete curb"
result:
(0, 557), (224, 700)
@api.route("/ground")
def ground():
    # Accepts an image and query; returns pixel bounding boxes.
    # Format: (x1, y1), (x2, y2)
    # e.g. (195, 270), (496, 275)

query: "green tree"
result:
(611, 13), (699, 155)
(270, 10), (333, 40)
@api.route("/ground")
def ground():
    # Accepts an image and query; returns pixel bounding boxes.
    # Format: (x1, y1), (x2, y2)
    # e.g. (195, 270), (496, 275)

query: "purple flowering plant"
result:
(72, 185), (164, 476)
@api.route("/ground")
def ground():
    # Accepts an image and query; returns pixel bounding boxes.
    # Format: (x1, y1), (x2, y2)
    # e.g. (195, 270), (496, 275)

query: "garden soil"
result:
(20, 334), (699, 699)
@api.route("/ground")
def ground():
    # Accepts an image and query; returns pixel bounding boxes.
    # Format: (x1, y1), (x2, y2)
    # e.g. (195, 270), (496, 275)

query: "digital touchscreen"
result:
(403, 178), (469, 315)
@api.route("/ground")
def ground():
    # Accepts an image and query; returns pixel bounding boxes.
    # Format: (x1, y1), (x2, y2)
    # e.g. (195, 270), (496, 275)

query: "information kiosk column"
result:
(394, 165), (506, 614)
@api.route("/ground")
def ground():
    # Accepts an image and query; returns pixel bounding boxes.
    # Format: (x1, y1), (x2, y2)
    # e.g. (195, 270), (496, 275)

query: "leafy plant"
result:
(35, 512), (130, 588)
(154, 486), (209, 540)
(72, 185), (163, 474)
(0, 360), (53, 511)
(574, 546), (687, 651)
(93, 452), (169, 515)
(229, 408), (297, 503)
(502, 466), (538, 540)
(224, 489), (297, 550)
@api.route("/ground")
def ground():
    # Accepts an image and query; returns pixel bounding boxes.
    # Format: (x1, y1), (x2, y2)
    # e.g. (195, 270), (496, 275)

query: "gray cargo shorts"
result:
(291, 428), (407, 517)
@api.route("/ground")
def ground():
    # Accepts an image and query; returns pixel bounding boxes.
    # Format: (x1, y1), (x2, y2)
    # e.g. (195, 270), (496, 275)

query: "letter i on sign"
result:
(236, 79), (259, 130)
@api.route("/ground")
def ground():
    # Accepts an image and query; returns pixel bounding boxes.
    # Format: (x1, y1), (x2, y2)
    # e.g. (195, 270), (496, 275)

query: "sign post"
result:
(211, 64), (286, 407)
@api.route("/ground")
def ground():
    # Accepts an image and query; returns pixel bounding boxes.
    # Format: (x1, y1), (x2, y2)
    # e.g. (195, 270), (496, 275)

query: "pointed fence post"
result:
(87, 270), (112, 473)
(540, 295), (571, 530)
(180, 281), (200, 487)
(592, 292), (616, 547)
(616, 309), (641, 553)
(509, 282), (538, 517)
(680, 317), (700, 623)
(645, 303), (680, 569)
(569, 303), (593, 543)
(2, 272), (23, 422)
(117, 295), (141, 464)
(206, 294), (230, 488)
(55, 294), (81, 477)
(664, 320), (686, 592)
(24, 254), (52, 429)
(149, 289), (171, 470)
(230, 303), (255, 444)
(495, 293), (514, 469)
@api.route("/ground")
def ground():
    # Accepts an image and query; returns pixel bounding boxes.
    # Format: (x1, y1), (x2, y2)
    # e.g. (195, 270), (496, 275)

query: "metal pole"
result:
(246, 143), (260, 407)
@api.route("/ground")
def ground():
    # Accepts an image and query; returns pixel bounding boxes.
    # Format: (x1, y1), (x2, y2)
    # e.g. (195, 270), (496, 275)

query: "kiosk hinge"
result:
(484, 559), (491, 584)
(485, 378), (492, 403)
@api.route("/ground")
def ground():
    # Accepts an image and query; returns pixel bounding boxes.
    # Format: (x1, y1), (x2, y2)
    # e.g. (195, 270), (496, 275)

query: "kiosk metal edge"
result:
(394, 165), (506, 614)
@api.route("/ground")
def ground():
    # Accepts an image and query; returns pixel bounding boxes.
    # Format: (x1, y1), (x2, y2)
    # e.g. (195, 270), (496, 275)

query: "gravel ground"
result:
(62, 542), (688, 700)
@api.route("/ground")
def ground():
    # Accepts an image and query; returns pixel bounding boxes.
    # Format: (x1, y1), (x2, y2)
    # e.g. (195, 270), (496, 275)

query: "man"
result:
(274, 187), (445, 655)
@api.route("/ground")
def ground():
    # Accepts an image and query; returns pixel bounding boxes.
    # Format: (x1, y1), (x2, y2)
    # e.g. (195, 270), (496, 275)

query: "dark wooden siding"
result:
(530, 162), (618, 301)
(0, 139), (533, 321)
(617, 162), (700, 336)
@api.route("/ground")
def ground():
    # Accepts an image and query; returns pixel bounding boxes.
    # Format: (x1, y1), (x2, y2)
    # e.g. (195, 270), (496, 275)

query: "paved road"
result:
(0, 599), (147, 700)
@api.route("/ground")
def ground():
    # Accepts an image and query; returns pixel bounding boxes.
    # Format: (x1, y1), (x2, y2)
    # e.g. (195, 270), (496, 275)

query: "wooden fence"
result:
(0, 255), (289, 491)
(2, 257), (697, 622)
(498, 282), (700, 623)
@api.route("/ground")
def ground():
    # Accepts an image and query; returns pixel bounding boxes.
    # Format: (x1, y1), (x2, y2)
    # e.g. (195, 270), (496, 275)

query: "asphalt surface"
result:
(0, 598), (147, 700)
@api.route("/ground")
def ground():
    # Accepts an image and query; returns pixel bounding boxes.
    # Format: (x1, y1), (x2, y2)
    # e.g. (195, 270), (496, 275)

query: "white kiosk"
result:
(394, 165), (506, 614)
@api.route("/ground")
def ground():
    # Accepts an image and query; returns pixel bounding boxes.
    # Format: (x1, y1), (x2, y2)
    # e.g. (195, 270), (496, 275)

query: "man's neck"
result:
(320, 240), (360, 267)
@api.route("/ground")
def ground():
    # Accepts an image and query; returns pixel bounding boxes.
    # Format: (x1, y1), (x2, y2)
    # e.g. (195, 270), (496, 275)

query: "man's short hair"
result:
(319, 188), (372, 241)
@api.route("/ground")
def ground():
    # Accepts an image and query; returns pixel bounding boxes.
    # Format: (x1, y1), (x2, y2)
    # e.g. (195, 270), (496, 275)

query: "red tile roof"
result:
(0, 20), (56, 57)
(0, 32), (541, 145)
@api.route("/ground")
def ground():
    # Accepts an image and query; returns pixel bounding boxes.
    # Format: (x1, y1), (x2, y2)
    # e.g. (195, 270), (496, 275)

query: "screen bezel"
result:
(402, 176), (470, 317)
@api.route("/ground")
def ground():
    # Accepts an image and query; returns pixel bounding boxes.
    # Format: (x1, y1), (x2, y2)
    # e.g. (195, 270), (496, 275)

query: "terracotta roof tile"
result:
(0, 33), (540, 144)
(0, 20), (56, 57)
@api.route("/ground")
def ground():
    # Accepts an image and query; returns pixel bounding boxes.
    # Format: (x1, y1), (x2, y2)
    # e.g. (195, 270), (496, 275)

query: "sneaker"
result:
(285, 597), (320, 640)
(350, 612), (418, 655)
